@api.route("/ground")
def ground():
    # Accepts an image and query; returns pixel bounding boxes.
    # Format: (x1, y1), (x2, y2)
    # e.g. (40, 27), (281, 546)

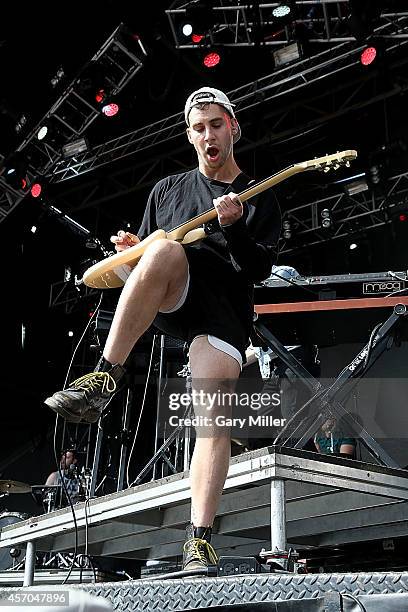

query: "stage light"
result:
(349, 242), (358, 250)
(282, 219), (292, 240)
(192, 34), (204, 43)
(37, 125), (49, 141)
(102, 102), (120, 117)
(272, 4), (291, 19)
(203, 51), (221, 68)
(182, 23), (193, 37)
(30, 225), (37, 234)
(361, 46), (377, 66)
(68, 331), (74, 337)
(30, 183), (42, 198)
(95, 88), (106, 104)
(321, 209), (332, 229)
(399, 214), (408, 223)
(61, 137), (89, 159)
(2, 152), (28, 190)
(273, 42), (301, 68)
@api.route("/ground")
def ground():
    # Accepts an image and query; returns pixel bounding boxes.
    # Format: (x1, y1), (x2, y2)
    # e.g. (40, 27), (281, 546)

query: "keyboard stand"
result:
(252, 303), (408, 468)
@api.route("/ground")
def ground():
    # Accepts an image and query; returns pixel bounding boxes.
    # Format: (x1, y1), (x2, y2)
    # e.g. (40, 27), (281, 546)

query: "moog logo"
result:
(363, 281), (403, 294)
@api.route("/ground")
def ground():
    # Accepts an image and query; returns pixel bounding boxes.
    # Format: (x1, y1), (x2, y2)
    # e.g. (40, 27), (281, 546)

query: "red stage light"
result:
(31, 183), (42, 198)
(360, 46), (377, 66)
(21, 178), (27, 190)
(95, 89), (106, 103)
(102, 103), (119, 117)
(192, 34), (204, 43)
(399, 213), (407, 222)
(203, 51), (220, 68)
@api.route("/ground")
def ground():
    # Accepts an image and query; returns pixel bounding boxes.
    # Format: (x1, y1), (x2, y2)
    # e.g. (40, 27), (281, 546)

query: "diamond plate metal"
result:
(1, 572), (405, 611)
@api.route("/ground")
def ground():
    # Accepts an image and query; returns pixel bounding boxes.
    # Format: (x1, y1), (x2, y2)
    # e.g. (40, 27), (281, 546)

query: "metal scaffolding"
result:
(0, 24), (147, 223)
(280, 171), (408, 253)
(47, 15), (408, 185)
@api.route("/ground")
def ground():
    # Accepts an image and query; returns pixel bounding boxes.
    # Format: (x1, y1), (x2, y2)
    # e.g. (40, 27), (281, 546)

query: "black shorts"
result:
(153, 247), (253, 365)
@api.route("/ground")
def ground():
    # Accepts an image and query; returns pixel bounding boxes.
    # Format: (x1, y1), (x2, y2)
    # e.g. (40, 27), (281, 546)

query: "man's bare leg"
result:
(188, 336), (241, 527)
(104, 239), (189, 365)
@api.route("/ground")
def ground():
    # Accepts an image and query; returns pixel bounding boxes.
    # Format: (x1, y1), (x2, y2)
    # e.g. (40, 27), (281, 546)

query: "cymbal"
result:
(0, 480), (31, 494)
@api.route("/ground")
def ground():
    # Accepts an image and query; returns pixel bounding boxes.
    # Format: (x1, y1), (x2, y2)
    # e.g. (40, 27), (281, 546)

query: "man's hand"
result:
(213, 192), (243, 227)
(110, 230), (140, 252)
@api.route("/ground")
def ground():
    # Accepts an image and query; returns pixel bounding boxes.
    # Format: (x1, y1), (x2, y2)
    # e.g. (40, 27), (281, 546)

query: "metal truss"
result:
(166, 2), (408, 48)
(46, 14), (408, 186)
(281, 172), (408, 253)
(0, 24), (147, 223)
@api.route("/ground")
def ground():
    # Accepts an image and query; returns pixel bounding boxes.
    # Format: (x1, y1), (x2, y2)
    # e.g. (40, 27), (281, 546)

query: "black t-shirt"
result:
(137, 167), (281, 283)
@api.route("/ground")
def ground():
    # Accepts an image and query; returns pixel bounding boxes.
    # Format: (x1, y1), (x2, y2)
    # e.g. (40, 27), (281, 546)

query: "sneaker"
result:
(44, 364), (125, 423)
(182, 524), (218, 571)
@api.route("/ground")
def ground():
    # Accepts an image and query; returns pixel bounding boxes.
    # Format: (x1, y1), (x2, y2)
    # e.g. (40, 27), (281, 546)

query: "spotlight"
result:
(272, 2), (296, 25)
(203, 51), (221, 68)
(192, 34), (204, 43)
(31, 225), (37, 234)
(37, 125), (49, 141)
(182, 23), (193, 37)
(2, 152), (28, 190)
(349, 242), (358, 250)
(272, 4), (291, 19)
(360, 46), (377, 66)
(321, 208), (332, 229)
(282, 219), (292, 240)
(101, 102), (120, 117)
(30, 183), (42, 198)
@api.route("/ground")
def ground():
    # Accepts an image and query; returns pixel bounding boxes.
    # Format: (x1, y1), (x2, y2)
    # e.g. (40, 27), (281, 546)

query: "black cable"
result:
(50, 293), (103, 585)
(146, 566), (217, 580)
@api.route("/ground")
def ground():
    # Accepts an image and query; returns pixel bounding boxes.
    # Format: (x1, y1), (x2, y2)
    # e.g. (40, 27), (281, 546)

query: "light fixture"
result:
(2, 152), (28, 190)
(273, 42), (301, 68)
(61, 137), (89, 159)
(272, 4), (291, 19)
(360, 46), (377, 66)
(101, 102), (120, 117)
(203, 51), (221, 68)
(344, 178), (369, 196)
(321, 208), (332, 229)
(282, 219), (292, 240)
(182, 23), (193, 37)
(349, 242), (358, 250)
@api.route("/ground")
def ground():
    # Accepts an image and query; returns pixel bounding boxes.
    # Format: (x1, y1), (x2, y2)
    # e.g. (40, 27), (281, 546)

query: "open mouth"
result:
(206, 146), (220, 161)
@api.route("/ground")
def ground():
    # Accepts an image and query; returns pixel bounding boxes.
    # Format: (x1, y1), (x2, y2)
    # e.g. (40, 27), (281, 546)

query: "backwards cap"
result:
(184, 87), (241, 143)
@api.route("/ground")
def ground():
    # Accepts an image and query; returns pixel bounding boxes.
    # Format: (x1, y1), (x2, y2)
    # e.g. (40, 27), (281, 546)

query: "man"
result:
(44, 87), (281, 570)
(45, 449), (82, 506)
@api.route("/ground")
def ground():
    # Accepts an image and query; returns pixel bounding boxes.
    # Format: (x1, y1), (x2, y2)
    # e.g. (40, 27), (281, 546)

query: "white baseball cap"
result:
(184, 87), (241, 143)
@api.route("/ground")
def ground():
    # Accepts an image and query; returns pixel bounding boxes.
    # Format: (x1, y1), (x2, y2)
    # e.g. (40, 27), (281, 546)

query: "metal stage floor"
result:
(1, 447), (408, 568)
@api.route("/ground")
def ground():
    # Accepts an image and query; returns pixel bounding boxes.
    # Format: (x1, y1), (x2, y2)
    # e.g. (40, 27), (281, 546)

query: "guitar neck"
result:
(167, 164), (302, 240)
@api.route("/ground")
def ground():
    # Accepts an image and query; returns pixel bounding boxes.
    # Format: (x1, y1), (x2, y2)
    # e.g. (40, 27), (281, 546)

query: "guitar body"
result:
(82, 150), (357, 290)
(83, 229), (166, 289)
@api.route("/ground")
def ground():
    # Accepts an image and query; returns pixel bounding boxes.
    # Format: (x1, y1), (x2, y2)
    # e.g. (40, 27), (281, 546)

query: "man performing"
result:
(44, 87), (281, 570)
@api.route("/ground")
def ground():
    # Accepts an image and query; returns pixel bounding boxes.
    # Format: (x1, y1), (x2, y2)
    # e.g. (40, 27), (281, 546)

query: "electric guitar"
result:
(83, 150), (357, 289)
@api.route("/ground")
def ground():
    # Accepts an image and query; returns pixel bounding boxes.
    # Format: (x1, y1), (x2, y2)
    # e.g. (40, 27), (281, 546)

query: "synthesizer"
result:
(255, 270), (408, 303)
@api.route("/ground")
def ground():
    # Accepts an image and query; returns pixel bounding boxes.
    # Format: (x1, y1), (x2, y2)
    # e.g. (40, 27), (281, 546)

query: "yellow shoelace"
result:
(183, 537), (218, 565)
(70, 372), (117, 395)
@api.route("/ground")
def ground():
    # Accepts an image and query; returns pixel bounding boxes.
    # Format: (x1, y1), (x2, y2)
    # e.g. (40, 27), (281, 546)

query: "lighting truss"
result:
(47, 14), (408, 184)
(280, 172), (408, 253)
(166, 1), (408, 47)
(0, 23), (147, 221)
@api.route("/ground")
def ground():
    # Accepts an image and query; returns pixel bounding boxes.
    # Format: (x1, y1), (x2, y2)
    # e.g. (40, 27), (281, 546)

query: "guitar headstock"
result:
(297, 150), (358, 173)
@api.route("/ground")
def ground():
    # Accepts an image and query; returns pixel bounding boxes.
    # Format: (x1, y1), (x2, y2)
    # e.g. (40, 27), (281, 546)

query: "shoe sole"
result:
(44, 397), (83, 423)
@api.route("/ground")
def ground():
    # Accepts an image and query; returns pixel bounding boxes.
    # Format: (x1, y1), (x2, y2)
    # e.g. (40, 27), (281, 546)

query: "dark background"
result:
(1, 1), (408, 517)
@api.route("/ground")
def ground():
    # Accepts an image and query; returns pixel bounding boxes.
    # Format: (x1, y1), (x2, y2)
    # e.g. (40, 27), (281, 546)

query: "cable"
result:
(51, 293), (103, 585)
(126, 335), (157, 488)
(342, 593), (367, 612)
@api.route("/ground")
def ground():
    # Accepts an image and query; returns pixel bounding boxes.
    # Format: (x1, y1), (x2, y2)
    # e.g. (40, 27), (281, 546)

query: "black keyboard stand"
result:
(253, 303), (408, 468)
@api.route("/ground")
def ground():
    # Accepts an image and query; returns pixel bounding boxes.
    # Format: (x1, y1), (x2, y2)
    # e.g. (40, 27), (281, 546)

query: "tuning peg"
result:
(345, 161), (350, 167)
(323, 166), (331, 173)
(333, 163), (340, 170)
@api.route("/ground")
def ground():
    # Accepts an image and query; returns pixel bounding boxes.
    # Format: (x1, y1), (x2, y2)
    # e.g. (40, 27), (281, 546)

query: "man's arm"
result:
(219, 191), (282, 282)
(45, 472), (57, 486)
